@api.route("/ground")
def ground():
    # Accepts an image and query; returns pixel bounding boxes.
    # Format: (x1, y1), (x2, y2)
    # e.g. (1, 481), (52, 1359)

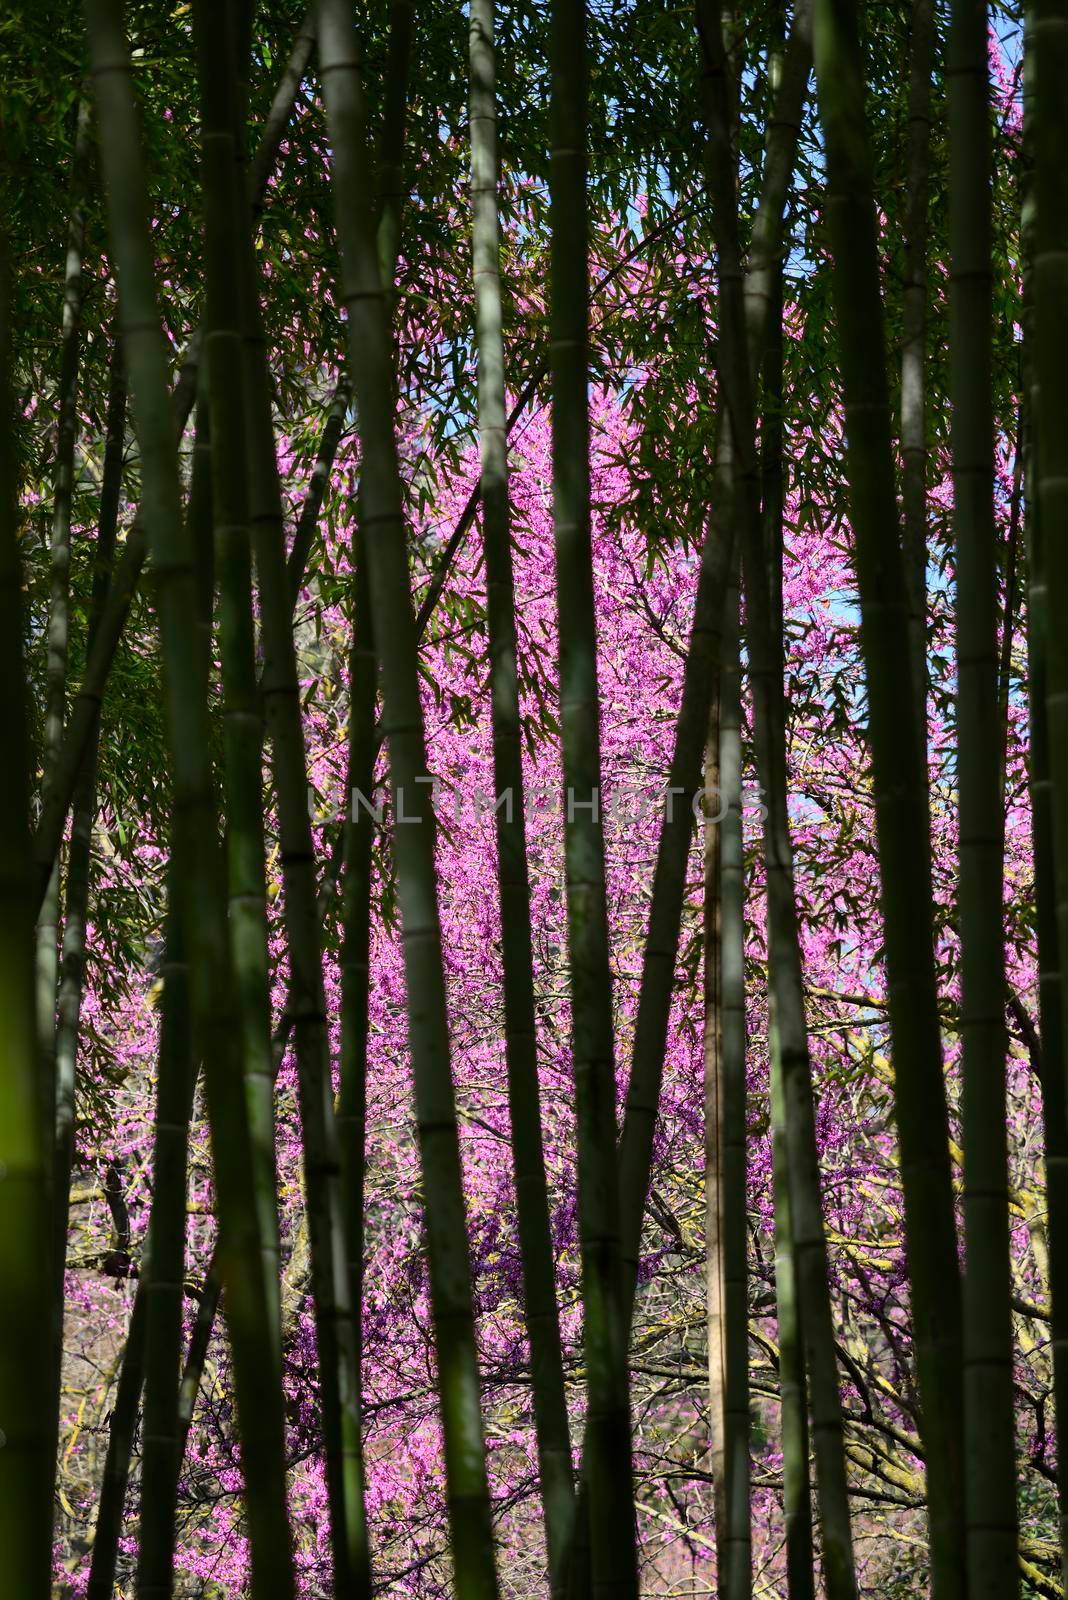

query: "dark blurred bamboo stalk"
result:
(901, 0), (936, 725)
(0, 229), (53, 1600)
(812, 2), (965, 1593)
(318, 6), (499, 1597)
(1021, 3), (1068, 1572)
(81, 7), (295, 1595)
(468, 2), (577, 1592)
(549, 0), (640, 1592)
(947, 2), (1018, 1593)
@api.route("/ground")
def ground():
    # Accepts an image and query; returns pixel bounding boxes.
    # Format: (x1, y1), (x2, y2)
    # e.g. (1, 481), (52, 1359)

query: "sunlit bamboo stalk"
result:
(318, 6), (499, 1596)
(705, 553), (751, 1600)
(468, 3), (577, 1594)
(698, 6), (857, 1594)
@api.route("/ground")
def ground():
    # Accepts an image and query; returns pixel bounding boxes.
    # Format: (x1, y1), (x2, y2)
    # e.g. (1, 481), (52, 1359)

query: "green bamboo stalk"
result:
(617, 0), (811, 1320)
(318, 8), (499, 1598)
(39, 105), (92, 1275)
(89, 1246), (219, 1600)
(195, 0), (281, 1352)
(759, 226), (815, 1600)
(32, 11), (317, 919)
(812, 3), (965, 1594)
(136, 852), (195, 1600)
(177, 1252), (222, 1467)
(947, 3), (1018, 1592)
(0, 227), (53, 1600)
(135, 329), (215, 1600)
(698, 7), (856, 1594)
(337, 519), (375, 1567)
(237, 40), (368, 1594)
(42, 127), (93, 1531)
(82, 9), (295, 1597)
(469, 3), (576, 1592)
(374, 0), (413, 298)
(901, 0), (936, 728)
(704, 557), (751, 1600)
(287, 378), (349, 611)
(566, 21), (813, 1594)
(53, 338), (127, 1305)
(769, 1023), (815, 1600)
(86, 1280), (148, 1600)
(548, 1), (640, 1592)
(334, 24), (416, 1585)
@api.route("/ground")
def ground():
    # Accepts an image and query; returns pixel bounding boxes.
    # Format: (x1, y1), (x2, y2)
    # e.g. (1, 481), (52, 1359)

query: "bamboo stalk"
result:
(236, 39), (368, 1592)
(196, 0), (282, 1350)
(0, 227), (53, 1600)
(567, 19), (813, 1592)
(468, 2), (576, 1591)
(287, 378), (349, 610)
(137, 231), (218, 1600)
(39, 106), (92, 1309)
(1032, 0), (1068, 1576)
(697, 6), (857, 1593)
(947, 1), (1018, 1591)
(31, 10), (318, 918)
(548, 0), (640, 1591)
(318, 7), (499, 1596)
(53, 338), (127, 1310)
(617, 0), (811, 1318)
(769, 1021), (815, 1600)
(136, 855), (194, 1600)
(334, 21), (415, 1587)
(82, 8), (295, 1595)
(1022, 5), (1068, 1568)
(901, 0), (936, 728)
(704, 557), (751, 1600)
(337, 518), (376, 1571)
(177, 1253), (222, 1466)
(812, 2), (965, 1592)
(759, 218), (815, 1600)
(86, 1281), (148, 1600)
